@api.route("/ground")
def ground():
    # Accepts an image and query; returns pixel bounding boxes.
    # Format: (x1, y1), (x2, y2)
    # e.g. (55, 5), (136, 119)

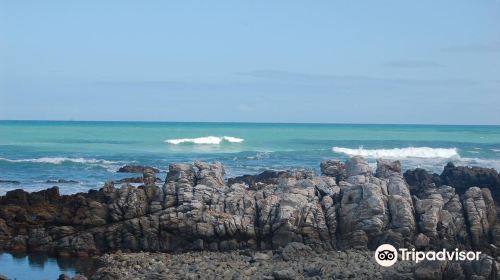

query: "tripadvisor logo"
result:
(374, 244), (482, 267)
(375, 244), (398, 267)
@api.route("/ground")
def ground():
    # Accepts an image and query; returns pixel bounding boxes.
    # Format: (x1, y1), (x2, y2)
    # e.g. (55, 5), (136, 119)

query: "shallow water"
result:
(0, 121), (499, 194)
(0, 253), (96, 280)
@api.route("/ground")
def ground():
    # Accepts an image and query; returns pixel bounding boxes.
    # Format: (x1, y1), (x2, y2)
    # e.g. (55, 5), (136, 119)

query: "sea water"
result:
(0, 120), (499, 195)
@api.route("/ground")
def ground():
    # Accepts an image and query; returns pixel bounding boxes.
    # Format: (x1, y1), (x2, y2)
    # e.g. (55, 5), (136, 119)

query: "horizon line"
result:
(1, 119), (499, 127)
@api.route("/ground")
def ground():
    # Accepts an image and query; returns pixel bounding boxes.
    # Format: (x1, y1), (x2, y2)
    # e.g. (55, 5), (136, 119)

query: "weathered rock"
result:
(320, 160), (347, 183)
(375, 159), (401, 178)
(463, 187), (497, 249)
(345, 156), (372, 177)
(0, 157), (499, 260)
(413, 185), (469, 250)
(338, 158), (415, 249)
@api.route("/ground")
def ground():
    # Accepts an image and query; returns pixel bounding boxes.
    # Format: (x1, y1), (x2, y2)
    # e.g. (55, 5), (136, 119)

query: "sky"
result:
(0, 0), (499, 124)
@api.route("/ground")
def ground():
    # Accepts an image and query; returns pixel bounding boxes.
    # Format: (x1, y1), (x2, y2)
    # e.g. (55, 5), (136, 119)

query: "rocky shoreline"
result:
(1, 156), (500, 279)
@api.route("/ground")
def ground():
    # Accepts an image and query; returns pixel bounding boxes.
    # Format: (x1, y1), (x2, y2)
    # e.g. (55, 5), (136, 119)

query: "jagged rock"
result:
(228, 170), (287, 187)
(413, 185), (469, 250)
(143, 168), (157, 186)
(441, 162), (500, 206)
(441, 162), (500, 191)
(345, 156), (372, 177)
(463, 187), (497, 248)
(375, 159), (401, 178)
(338, 158), (415, 249)
(0, 157), (499, 259)
(403, 168), (442, 195)
(320, 160), (346, 183)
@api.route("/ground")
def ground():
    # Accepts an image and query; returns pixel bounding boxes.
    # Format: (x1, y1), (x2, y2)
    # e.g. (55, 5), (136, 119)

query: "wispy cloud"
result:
(442, 42), (500, 53)
(385, 60), (442, 68)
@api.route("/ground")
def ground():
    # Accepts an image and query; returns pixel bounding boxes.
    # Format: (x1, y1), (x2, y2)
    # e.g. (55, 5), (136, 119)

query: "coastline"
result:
(1, 156), (500, 279)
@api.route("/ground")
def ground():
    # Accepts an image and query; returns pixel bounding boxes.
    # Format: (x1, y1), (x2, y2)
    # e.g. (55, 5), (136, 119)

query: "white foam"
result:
(0, 157), (116, 165)
(165, 136), (244, 145)
(332, 146), (459, 159)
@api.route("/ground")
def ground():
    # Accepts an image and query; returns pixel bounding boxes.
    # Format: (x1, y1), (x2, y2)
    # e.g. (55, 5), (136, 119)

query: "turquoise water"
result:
(0, 120), (499, 194)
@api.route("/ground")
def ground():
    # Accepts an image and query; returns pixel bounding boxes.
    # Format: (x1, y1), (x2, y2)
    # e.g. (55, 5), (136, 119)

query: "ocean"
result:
(1, 120), (499, 195)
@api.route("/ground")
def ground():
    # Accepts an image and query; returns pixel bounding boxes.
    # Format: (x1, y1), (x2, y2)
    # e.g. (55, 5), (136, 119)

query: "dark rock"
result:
(404, 168), (442, 194)
(114, 177), (144, 184)
(227, 170), (288, 187)
(114, 177), (162, 184)
(117, 165), (160, 173)
(440, 162), (500, 197)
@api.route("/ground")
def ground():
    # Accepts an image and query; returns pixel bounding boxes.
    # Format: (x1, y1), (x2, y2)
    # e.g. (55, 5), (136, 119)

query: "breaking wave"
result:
(0, 157), (120, 172)
(332, 147), (459, 159)
(165, 136), (244, 145)
(0, 157), (117, 165)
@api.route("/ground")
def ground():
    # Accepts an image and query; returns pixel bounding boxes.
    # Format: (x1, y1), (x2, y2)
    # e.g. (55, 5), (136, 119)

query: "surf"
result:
(332, 146), (459, 159)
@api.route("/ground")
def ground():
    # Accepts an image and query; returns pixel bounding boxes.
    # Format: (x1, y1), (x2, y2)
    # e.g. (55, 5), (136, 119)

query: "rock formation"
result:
(1, 157), (500, 279)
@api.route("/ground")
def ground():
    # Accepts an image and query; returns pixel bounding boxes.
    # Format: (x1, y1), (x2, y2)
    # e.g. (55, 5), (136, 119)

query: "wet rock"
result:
(403, 168), (442, 195)
(441, 162), (500, 204)
(118, 165), (160, 173)
(227, 170), (287, 187)
(46, 179), (79, 184)
(441, 162), (500, 191)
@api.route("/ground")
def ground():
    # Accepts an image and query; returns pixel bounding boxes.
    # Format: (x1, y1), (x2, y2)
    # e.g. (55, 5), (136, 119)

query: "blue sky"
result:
(1, 0), (499, 124)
